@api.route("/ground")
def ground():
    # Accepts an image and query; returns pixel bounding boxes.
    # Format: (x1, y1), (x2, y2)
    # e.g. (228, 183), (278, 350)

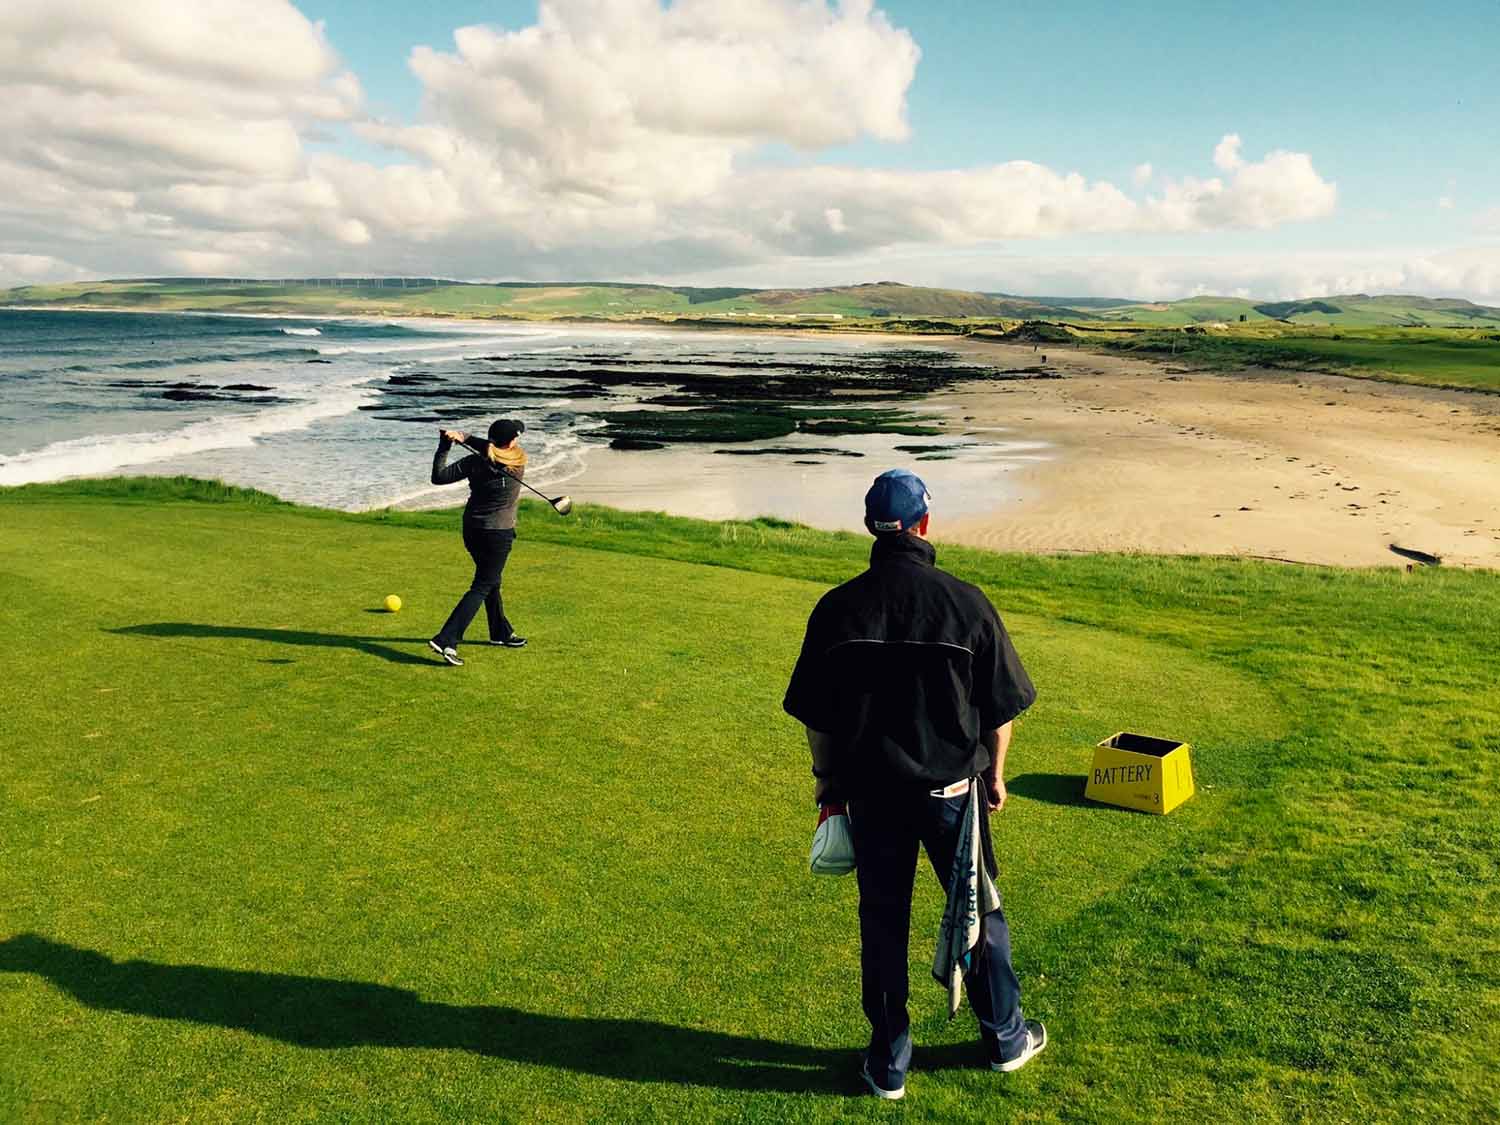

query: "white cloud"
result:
(1439, 196), (1455, 210)
(1213, 133), (1244, 172)
(0, 252), (91, 288)
(1388, 246), (1500, 301)
(0, 0), (358, 273)
(0, 1), (1347, 291)
(1476, 206), (1500, 234)
(1144, 145), (1337, 231)
(411, 0), (918, 152)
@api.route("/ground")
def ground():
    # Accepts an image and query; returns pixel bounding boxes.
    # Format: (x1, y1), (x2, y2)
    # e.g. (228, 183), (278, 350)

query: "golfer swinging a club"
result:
(783, 469), (1045, 1100)
(427, 419), (529, 666)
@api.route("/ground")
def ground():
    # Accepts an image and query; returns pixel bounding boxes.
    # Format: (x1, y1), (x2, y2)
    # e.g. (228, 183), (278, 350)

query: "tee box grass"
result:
(1, 478), (1497, 1122)
(1086, 732), (1196, 814)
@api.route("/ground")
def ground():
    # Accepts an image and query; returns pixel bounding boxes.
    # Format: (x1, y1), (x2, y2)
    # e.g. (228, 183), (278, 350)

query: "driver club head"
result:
(551, 495), (573, 516)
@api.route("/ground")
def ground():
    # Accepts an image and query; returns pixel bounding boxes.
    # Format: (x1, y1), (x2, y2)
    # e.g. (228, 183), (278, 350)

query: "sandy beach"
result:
(551, 330), (1500, 570)
(939, 340), (1500, 569)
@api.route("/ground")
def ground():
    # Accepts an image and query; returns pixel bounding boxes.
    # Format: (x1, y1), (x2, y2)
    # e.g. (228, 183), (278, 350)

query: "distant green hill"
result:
(700, 281), (1055, 318)
(1265, 294), (1500, 327)
(0, 278), (1052, 321)
(985, 292), (1138, 310)
(1093, 296), (1271, 325)
(1096, 293), (1500, 328)
(5, 278), (1500, 329)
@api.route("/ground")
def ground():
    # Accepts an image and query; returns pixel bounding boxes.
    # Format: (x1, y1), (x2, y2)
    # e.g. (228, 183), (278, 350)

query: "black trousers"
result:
(435, 524), (515, 646)
(849, 787), (1026, 1087)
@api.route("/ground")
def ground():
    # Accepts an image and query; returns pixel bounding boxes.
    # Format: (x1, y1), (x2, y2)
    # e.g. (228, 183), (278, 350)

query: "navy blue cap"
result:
(864, 469), (931, 535)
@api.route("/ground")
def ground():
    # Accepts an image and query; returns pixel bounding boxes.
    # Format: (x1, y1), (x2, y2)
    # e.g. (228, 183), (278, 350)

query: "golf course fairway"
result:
(1, 479), (1495, 1122)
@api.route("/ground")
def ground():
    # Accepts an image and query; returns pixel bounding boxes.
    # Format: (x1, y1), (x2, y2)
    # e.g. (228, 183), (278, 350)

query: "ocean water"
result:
(0, 308), (1045, 520)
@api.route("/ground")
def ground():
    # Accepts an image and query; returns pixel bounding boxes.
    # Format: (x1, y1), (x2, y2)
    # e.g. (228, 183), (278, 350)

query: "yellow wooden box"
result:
(1085, 732), (1195, 814)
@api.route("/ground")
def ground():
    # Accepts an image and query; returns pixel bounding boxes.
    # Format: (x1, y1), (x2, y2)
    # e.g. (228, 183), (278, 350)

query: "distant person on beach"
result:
(427, 419), (529, 666)
(783, 469), (1044, 1100)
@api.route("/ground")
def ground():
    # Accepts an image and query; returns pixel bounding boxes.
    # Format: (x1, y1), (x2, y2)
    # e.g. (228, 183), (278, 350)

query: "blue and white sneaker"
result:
(992, 1019), (1047, 1072)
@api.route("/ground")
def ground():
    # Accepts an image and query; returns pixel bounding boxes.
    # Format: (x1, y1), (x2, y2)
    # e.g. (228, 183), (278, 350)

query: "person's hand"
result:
(814, 777), (833, 806)
(442, 429), (466, 443)
(986, 775), (1006, 812)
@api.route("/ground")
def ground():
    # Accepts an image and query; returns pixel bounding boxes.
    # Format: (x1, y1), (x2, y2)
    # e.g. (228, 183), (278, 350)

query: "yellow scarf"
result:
(487, 442), (527, 472)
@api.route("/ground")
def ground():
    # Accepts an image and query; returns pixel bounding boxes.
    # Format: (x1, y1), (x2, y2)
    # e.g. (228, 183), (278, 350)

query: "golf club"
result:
(454, 430), (573, 515)
(505, 468), (573, 516)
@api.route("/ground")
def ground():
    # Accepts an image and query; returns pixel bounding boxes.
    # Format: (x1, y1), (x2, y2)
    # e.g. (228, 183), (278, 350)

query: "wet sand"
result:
(557, 422), (1049, 533)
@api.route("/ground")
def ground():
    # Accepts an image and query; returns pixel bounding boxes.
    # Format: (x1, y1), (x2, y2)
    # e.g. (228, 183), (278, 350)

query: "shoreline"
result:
(389, 333), (1500, 569)
(389, 321), (1500, 570)
(7, 307), (1497, 569)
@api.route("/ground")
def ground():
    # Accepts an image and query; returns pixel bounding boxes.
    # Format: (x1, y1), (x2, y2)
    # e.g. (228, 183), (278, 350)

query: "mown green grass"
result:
(1, 479), (1497, 1122)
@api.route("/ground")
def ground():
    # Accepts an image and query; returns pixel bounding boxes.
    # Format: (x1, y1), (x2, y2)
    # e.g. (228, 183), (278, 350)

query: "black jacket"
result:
(783, 535), (1035, 797)
(431, 437), (523, 530)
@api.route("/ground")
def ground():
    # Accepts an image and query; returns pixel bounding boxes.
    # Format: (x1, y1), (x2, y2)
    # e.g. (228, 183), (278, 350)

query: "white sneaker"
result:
(427, 639), (463, 666)
(992, 1019), (1048, 1073)
(860, 1058), (906, 1100)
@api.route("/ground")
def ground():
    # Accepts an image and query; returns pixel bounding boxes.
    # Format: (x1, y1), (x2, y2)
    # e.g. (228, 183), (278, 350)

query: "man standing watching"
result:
(783, 469), (1045, 1100)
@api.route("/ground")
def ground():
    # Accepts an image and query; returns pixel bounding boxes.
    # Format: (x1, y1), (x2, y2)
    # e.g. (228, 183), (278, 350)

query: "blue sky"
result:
(307, 1), (1497, 166)
(300, 0), (1497, 254)
(3, 1), (1496, 298)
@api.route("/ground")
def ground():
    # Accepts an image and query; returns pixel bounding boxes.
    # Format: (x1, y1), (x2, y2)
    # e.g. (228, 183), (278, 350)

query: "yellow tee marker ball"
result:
(384, 594), (403, 613)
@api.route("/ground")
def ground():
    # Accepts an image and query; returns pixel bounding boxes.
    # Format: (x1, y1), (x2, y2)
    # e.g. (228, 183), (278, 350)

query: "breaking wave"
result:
(0, 377), (379, 486)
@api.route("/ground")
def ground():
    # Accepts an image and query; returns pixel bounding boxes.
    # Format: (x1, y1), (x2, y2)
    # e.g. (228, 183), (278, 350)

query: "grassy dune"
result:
(1089, 294), (1500, 329)
(1097, 327), (1500, 392)
(1, 479), (1495, 1122)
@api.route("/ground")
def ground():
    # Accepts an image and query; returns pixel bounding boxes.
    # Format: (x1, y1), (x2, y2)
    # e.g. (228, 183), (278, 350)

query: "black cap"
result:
(488, 418), (526, 445)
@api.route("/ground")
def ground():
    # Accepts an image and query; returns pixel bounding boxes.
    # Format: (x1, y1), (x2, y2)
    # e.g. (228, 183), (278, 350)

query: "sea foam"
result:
(0, 377), (378, 486)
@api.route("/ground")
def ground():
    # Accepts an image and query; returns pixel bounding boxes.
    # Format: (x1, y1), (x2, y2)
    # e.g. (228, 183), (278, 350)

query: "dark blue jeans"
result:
(849, 787), (1026, 1087)
(435, 524), (515, 646)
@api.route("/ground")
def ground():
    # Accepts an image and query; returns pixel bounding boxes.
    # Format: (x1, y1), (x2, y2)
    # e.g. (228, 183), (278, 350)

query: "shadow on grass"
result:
(0, 934), (869, 1094)
(109, 623), (435, 667)
(1007, 772), (1089, 807)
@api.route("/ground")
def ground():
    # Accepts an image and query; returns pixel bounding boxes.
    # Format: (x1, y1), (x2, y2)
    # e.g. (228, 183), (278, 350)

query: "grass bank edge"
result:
(7, 474), (1494, 574)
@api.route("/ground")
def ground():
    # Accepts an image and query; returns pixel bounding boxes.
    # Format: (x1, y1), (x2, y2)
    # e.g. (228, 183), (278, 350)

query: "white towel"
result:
(809, 802), (856, 876)
(932, 781), (1001, 1018)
